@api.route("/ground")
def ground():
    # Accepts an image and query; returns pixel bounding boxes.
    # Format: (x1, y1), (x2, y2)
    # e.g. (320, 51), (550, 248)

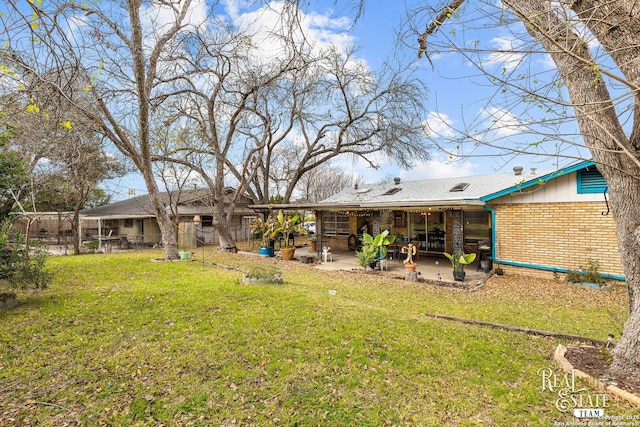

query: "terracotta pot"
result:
(281, 247), (295, 260)
(405, 263), (417, 273)
(310, 240), (317, 252)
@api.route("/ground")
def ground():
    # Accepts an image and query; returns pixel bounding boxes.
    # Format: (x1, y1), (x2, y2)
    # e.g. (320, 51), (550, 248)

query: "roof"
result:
(80, 188), (253, 218)
(317, 161), (595, 209)
(319, 171), (543, 208)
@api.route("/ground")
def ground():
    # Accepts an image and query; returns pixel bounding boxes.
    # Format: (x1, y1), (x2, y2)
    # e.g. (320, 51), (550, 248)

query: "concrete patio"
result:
(294, 245), (491, 284)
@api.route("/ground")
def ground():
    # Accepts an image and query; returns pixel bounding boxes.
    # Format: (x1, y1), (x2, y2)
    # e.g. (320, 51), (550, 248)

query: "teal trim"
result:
(484, 206), (497, 260)
(577, 169), (607, 194)
(481, 160), (596, 202)
(496, 259), (626, 281)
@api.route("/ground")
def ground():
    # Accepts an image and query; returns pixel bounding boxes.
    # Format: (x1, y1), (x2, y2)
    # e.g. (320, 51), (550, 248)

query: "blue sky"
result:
(101, 0), (593, 201)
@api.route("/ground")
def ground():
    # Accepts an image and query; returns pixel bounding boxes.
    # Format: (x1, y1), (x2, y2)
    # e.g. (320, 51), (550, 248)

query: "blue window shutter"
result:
(577, 169), (607, 194)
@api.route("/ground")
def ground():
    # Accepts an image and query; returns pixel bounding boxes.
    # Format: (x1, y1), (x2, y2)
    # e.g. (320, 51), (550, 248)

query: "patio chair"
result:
(322, 246), (333, 262)
(119, 236), (132, 249)
(378, 255), (388, 271)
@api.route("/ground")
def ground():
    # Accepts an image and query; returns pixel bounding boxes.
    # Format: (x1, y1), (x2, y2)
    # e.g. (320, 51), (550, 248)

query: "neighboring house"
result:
(79, 188), (256, 249)
(312, 160), (624, 280)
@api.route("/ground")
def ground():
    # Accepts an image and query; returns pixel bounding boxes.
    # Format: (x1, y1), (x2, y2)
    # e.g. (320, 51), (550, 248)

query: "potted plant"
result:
(443, 250), (477, 281)
(363, 231), (396, 259)
(273, 210), (307, 260)
(250, 216), (277, 257)
(357, 243), (378, 269)
(358, 231), (396, 270)
(401, 242), (418, 273)
(310, 236), (317, 252)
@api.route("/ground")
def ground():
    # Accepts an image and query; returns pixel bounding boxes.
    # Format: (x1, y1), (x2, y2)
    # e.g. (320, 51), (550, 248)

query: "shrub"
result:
(564, 259), (604, 285)
(0, 220), (52, 290)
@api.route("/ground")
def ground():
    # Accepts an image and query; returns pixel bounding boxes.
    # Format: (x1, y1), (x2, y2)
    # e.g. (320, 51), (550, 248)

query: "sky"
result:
(100, 0), (595, 201)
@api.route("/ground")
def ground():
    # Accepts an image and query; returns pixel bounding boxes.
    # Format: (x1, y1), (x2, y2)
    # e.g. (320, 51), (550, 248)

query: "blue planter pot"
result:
(259, 247), (274, 257)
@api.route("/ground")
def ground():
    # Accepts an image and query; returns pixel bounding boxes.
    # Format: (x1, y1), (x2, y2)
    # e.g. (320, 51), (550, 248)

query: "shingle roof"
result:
(321, 169), (550, 208)
(80, 193), (168, 217)
(80, 188), (252, 218)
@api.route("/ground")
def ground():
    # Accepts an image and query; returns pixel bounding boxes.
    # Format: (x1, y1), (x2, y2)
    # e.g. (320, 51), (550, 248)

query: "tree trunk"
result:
(142, 170), (179, 260)
(213, 201), (237, 253)
(608, 173), (640, 376)
(504, 0), (640, 377)
(72, 207), (81, 254)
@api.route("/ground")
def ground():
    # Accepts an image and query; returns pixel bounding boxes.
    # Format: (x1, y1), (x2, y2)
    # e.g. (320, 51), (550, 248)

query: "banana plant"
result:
(443, 250), (477, 272)
(361, 230), (397, 259)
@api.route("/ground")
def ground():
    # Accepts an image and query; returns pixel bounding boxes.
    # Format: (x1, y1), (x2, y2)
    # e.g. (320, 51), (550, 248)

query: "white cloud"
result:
(141, 0), (208, 33)
(482, 36), (525, 71)
(224, 1), (356, 63)
(478, 106), (527, 138)
(400, 155), (480, 180)
(423, 111), (456, 139)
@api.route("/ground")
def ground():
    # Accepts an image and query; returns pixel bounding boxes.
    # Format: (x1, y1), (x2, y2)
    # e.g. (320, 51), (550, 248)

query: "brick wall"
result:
(322, 236), (350, 250)
(492, 201), (623, 278)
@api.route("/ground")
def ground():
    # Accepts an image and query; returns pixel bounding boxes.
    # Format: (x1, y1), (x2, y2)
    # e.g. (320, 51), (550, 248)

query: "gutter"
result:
(359, 200), (485, 209)
(483, 206), (626, 282)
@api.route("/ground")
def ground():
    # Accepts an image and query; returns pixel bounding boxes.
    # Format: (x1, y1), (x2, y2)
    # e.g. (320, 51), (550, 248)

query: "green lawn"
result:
(0, 249), (636, 426)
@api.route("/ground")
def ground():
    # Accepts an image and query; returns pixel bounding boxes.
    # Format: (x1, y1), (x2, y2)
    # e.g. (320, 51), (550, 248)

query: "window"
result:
(464, 210), (490, 241)
(201, 215), (213, 227)
(381, 187), (402, 196)
(449, 182), (470, 192)
(577, 168), (607, 194)
(124, 219), (133, 228)
(323, 212), (350, 236)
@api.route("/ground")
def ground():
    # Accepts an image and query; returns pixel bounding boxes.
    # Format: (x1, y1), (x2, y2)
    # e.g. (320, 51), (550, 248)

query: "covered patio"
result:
(294, 246), (492, 284)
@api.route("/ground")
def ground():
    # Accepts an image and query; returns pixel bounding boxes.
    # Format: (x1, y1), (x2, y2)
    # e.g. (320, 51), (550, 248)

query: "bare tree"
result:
(0, 0), (200, 259)
(294, 163), (363, 203)
(152, 7), (430, 251)
(257, 46), (430, 203)
(404, 0), (640, 377)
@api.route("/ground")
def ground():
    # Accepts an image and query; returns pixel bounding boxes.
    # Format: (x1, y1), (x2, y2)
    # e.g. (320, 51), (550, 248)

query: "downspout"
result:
(483, 205), (626, 281)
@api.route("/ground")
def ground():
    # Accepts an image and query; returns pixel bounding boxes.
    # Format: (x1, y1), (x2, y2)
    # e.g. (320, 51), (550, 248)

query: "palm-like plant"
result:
(443, 250), (476, 272)
(250, 216), (277, 248)
(273, 210), (307, 249)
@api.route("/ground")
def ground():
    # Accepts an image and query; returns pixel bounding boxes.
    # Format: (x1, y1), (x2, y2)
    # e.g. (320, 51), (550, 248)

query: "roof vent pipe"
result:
(354, 183), (358, 190)
(394, 177), (401, 185)
(513, 166), (524, 176)
(530, 168), (537, 175)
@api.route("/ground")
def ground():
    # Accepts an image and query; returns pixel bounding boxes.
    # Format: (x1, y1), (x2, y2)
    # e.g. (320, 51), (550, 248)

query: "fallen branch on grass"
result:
(424, 313), (608, 346)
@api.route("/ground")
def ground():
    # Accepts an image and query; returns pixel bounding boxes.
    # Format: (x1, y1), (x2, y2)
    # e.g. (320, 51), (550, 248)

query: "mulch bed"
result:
(565, 344), (640, 396)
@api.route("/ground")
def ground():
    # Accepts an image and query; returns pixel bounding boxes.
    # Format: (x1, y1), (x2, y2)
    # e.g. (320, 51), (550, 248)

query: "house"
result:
(78, 188), (256, 249)
(311, 160), (624, 280)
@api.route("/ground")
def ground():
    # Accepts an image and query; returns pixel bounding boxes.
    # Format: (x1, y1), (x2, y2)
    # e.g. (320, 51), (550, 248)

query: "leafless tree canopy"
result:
(1, 1), (432, 253)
